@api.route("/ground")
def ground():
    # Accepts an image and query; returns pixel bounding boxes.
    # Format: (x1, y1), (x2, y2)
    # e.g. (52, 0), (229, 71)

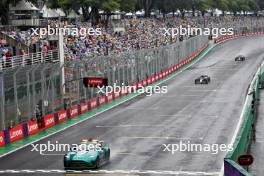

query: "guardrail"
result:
(0, 49), (59, 71)
(0, 42), (209, 147)
(220, 33), (264, 176)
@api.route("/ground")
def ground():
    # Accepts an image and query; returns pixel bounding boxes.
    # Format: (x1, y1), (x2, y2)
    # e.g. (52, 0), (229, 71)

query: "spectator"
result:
(5, 49), (12, 68)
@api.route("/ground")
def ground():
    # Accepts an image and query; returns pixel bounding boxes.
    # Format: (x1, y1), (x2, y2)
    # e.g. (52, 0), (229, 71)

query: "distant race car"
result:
(235, 55), (246, 61)
(195, 75), (211, 84)
(64, 139), (110, 170)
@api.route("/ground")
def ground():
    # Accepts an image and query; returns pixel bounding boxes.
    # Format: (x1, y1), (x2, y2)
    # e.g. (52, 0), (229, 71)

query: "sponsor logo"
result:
(59, 112), (67, 120)
(0, 136), (3, 143)
(45, 118), (54, 126)
(71, 108), (78, 116)
(10, 129), (23, 139)
(91, 101), (97, 107)
(28, 124), (38, 132)
(81, 105), (88, 112)
(99, 98), (105, 104)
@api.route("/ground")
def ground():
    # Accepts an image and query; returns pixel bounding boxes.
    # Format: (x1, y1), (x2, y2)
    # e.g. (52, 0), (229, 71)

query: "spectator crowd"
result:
(1, 15), (264, 69)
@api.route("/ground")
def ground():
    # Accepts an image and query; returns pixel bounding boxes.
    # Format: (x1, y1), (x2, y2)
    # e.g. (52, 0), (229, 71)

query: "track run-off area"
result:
(0, 36), (264, 176)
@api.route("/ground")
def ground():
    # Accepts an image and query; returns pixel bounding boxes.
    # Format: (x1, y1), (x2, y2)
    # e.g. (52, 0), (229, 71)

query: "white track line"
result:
(0, 169), (220, 175)
(119, 136), (203, 140)
(96, 125), (166, 128)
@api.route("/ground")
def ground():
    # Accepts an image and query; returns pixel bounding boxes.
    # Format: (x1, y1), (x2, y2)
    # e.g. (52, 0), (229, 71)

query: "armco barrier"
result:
(0, 40), (211, 147)
(224, 58), (264, 176)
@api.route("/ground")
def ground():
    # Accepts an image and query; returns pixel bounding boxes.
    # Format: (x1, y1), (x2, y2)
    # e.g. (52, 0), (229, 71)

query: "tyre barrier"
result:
(0, 43), (209, 147)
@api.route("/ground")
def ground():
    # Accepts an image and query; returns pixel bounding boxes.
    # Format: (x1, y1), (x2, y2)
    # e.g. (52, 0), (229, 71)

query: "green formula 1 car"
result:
(64, 139), (110, 170)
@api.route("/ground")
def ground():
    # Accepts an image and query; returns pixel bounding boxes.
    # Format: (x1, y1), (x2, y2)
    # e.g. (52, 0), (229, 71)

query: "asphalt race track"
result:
(0, 36), (264, 176)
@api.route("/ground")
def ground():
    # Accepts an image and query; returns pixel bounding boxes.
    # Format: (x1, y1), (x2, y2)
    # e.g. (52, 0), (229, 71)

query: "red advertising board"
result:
(70, 105), (79, 118)
(80, 102), (88, 114)
(159, 72), (163, 79)
(42, 114), (55, 129)
(138, 81), (143, 88)
(58, 110), (68, 123)
(107, 93), (113, 103)
(151, 76), (156, 83)
(142, 80), (148, 87)
(130, 83), (137, 92)
(147, 77), (152, 85)
(114, 91), (121, 99)
(99, 96), (106, 106)
(9, 124), (24, 143)
(0, 131), (5, 147)
(121, 87), (127, 96)
(27, 120), (39, 136)
(90, 98), (97, 109)
(83, 77), (108, 87)
(155, 74), (159, 81)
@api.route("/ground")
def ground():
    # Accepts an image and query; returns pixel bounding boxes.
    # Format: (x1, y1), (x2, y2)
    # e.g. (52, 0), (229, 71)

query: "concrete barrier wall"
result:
(223, 40), (264, 176)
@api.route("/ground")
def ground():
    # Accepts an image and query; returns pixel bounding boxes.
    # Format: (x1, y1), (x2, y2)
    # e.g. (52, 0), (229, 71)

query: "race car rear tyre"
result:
(107, 149), (110, 160)
(95, 157), (100, 168)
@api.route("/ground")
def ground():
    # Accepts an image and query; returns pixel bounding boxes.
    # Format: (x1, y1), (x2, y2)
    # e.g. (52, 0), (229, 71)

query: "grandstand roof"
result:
(41, 5), (60, 18)
(10, 0), (39, 11)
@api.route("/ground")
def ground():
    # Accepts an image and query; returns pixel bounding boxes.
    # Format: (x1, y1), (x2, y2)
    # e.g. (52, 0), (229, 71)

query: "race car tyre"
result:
(106, 149), (110, 160)
(202, 80), (208, 84)
(95, 157), (100, 168)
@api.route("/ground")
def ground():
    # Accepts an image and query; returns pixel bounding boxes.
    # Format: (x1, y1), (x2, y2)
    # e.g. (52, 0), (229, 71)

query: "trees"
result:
(47, 0), (264, 19)
(1, 0), (264, 25)
(193, 0), (213, 16)
(101, 0), (120, 28)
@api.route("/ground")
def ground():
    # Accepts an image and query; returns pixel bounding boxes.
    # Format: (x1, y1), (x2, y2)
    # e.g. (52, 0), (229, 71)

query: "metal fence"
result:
(1, 23), (264, 130)
(0, 49), (59, 71)
(0, 35), (208, 130)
